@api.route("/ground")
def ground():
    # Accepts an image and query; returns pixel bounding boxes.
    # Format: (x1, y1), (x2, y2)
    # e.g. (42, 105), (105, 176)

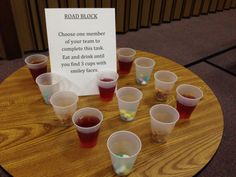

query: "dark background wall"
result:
(0, 0), (236, 59)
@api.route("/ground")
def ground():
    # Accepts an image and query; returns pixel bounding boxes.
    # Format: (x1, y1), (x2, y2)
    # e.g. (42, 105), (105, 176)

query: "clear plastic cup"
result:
(154, 70), (178, 102)
(176, 84), (203, 119)
(134, 57), (155, 85)
(150, 104), (179, 143)
(50, 91), (78, 126)
(35, 73), (63, 104)
(117, 48), (136, 74)
(97, 70), (119, 101)
(24, 54), (48, 81)
(72, 107), (103, 148)
(107, 131), (142, 176)
(116, 87), (143, 121)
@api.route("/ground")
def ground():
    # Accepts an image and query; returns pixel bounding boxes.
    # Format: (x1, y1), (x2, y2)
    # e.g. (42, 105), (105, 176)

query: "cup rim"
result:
(35, 72), (62, 87)
(97, 70), (119, 84)
(176, 84), (203, 101)
(24, 54), (48, 66)
(117, 48), (136, 58)
(134, 57), (155, 69)
(72, 107), (103, 131)
(107, 130), (142, 159)
(116, 87), (143, 103)
(149, 104), (179, 125)
(50, 91), (78, 109)
(154, 70), (177, 84)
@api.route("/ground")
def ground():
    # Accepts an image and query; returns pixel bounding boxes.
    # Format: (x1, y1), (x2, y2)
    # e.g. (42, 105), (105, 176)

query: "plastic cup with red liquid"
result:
(150, 104), (179, 143)
(97, 70), (119, 101)
(176, 84), (203, 119)
(154, 70), (178, 102)
(117, 48), (136, 74)
(50, 91), (78, 126)
(72, 107), (103, 148)
(24, 54), (48, 81)
(107, 131), (142, 176)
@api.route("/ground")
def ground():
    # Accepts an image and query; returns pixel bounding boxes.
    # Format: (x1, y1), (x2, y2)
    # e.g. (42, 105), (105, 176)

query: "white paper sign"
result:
(45, 8), (116, 96)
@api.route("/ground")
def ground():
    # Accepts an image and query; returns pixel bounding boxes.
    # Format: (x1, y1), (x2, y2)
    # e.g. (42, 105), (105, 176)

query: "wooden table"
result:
(0, 51), (224, 177)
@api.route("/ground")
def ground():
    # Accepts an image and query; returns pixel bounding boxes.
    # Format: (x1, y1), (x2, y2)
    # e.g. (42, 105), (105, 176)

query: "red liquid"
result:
(29, 60), (47, 81)
(118, 60), (133, 74)
(76, 116), (100, 148)
(177, 94), (196, 119)
(98, 78), (115, 101)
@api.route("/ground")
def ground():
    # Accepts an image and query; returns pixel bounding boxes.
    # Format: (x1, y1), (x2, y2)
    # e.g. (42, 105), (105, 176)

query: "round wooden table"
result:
(0, 51), (224, 177)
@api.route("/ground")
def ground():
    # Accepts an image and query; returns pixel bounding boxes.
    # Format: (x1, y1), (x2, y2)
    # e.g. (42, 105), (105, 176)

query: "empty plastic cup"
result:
(154, 70), (177, 102)
(117, 48), (136, 74)
(107, 131), (142, 176)
(116, 87), (143, 121)
(50, 91), (78, 126)
(134, 57), (155, 85)
(176, 84), (203, 119)
(25, 54), (48, 81)
(97, 70), (119, 101)
(72, 107), (103, 148)
(36, 73), (63, 104)
(150, 104), (179, 143)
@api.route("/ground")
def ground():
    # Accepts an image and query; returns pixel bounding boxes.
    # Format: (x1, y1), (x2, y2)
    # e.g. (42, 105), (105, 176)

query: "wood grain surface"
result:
(0, 51), (224, 177)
